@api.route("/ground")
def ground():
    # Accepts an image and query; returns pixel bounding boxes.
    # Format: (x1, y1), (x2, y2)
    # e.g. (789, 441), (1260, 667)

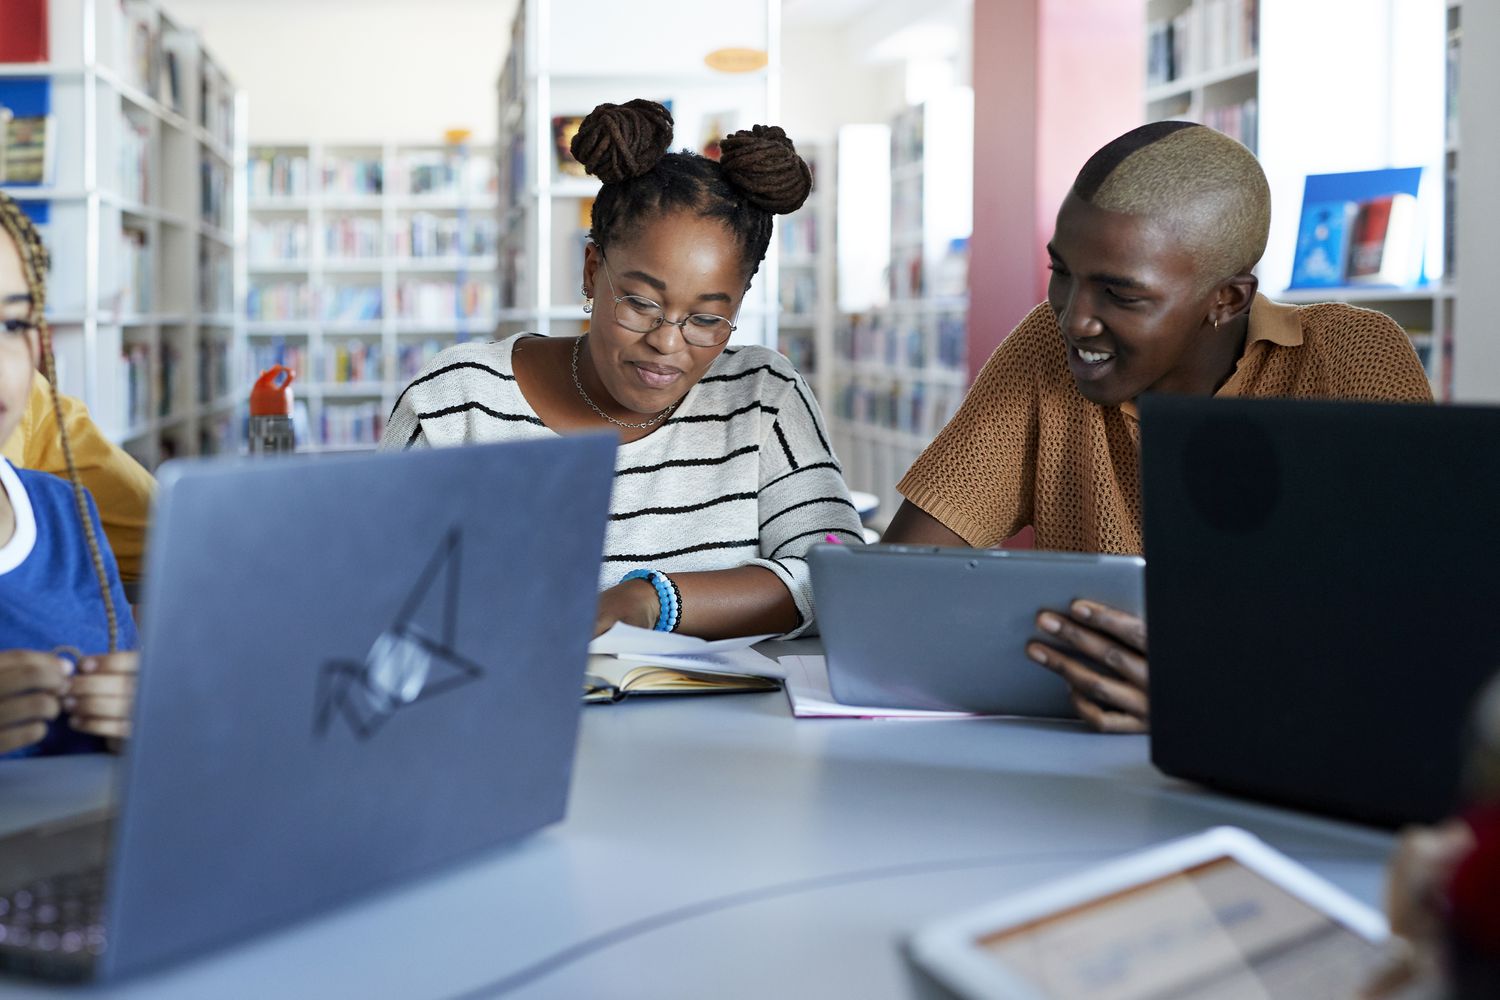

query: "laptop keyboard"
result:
(0, 866), (107, 978)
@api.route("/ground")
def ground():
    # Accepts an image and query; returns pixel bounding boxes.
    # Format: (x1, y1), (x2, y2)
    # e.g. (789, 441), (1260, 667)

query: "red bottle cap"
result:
(250, 365), (296, 416)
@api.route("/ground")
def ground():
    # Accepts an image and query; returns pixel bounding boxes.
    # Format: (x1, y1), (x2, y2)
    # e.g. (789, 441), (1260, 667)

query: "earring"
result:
(1212, 316), (1220, 331)
(582, 285), (593, 315)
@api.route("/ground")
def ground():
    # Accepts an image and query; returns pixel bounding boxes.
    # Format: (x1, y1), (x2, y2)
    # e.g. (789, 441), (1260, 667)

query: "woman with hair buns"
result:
(0, 192), (140, 758)
(383, 100), (862, 640)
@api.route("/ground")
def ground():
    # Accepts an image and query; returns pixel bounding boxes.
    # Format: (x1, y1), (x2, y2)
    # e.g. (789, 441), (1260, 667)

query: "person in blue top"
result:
(1, 192), (139, 758)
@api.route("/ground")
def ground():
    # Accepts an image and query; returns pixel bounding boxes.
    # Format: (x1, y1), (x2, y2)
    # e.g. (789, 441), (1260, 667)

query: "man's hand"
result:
(1026, 599), (1149, 733)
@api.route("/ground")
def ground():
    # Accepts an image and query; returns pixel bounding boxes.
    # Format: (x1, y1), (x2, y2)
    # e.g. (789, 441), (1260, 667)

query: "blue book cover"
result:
(1290, 201), (1355, 288)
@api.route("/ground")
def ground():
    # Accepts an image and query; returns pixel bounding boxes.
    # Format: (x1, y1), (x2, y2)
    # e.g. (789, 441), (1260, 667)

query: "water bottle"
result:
(248, 365), (296, 455)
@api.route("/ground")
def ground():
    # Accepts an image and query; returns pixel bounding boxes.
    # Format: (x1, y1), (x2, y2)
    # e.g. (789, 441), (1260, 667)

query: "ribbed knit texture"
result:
(382, 335), (863, 636)
(897, 295), (1435, 554)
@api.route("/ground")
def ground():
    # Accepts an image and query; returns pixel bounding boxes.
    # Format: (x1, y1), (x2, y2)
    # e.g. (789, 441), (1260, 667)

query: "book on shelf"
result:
(582, 656), (780, 704)
(699, 110), (736, 161)
(159, 47), (183, 115)
(1346, 192), (1421, 286)
(1447, 26), (1461, 149)
(318, 401), (383, 448)
(0, 78), (54, 186)
(551, 115), (587, 178)
(1289, 201), (1356, 289)
(1154, 0), (1259, 83)
(250, 151), (311, 198)
(322, 285), (383, 322)
(1288, 168), (1426, 290)
(0, 0), (48, 62)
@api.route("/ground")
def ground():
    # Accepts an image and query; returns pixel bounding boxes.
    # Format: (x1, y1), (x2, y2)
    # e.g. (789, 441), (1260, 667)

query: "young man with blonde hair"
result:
(885, 121), (1432, 732)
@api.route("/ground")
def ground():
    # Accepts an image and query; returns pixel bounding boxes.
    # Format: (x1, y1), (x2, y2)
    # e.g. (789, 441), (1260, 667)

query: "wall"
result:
(969, 0), (1143, 375)
(168, 0), (519, 142)
(780, 23), (900, 146)
(1454, 0), (1500, 402)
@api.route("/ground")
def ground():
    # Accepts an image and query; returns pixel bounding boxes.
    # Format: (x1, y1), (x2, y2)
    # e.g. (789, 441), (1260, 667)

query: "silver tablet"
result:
(906, 826), (1390, 1000)
(808, 544), (1145, 715)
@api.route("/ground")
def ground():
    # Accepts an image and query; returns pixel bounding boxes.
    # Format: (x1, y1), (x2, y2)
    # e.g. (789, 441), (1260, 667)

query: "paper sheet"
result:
(589, 624), (783, 678)
(778, 655), (990, 719)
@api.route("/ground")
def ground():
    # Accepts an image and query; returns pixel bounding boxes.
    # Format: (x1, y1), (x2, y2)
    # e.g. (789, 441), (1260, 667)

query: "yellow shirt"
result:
(2, 375), (155, 583)
(897, 296), (1434, 554)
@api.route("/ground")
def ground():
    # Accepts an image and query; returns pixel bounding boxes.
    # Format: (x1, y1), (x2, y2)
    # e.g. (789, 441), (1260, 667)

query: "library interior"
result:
(3, 0), (1500, 996)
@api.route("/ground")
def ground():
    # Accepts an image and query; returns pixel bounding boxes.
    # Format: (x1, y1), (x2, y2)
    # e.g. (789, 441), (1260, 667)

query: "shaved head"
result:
(1073, 122), (1270, 290)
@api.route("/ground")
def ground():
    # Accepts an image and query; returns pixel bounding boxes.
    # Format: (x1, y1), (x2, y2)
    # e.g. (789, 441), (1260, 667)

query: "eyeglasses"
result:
(597, 251), (737, 348)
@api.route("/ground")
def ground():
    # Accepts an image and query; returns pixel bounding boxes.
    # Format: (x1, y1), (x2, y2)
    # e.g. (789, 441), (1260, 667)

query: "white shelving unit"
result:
(245, 141), (499, 451)
(0, 0), (245, 467)
(1146, 0), (1259, 150)
(829, 91), (973, 526)
(495, 0), (780, 348)
(1144, 0), (1454, 399)
(774, 141), (835, 406)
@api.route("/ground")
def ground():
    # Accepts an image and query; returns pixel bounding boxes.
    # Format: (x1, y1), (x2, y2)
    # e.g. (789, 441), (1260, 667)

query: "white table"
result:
(0, 680), (1394, 999)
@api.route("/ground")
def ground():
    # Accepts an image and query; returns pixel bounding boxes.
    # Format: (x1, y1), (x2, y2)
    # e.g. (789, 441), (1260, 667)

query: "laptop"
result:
(1142, 395), (1500, 827)
(0, 435), (616, 981)
(809, 544), (1145, 715)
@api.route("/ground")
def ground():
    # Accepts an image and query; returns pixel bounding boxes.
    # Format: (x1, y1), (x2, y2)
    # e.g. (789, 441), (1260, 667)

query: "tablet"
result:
(905, 827), (1390, 1000)
(808, 544), (1145, 715)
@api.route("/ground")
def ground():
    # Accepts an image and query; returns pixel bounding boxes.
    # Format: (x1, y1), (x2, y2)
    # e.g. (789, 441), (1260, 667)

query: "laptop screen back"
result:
(103, 436), (615, 978)
(1141, 396), (1500, 827)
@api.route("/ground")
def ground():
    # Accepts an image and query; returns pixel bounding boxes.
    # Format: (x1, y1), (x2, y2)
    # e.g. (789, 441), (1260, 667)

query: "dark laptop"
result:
(1141, 395), (1500, 828)
(0, 435), (615, 981)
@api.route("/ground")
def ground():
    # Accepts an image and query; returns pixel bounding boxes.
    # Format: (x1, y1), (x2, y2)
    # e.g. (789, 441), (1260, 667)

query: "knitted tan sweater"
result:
(896, 295), (1434, 554)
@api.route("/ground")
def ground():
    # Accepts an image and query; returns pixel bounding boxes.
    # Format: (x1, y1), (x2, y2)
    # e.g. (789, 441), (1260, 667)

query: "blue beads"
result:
(620, 569), (680, 632)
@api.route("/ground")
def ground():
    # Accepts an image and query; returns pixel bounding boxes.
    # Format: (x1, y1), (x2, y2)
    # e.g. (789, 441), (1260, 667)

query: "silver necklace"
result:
(570, 335), (678, 430)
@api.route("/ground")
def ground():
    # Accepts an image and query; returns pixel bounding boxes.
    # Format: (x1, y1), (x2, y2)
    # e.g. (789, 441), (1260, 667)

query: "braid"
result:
(573, 101), (812, 283)
(0, 194), (119, 652)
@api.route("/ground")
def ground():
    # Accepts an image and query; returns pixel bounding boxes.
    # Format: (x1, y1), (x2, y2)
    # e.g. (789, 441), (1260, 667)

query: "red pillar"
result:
(968, 0), (1145, 378)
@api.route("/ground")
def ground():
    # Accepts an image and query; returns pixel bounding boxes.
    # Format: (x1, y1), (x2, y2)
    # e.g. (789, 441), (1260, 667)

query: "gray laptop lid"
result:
(810, 544), (1145, 715)
(101, 435), (615, 979)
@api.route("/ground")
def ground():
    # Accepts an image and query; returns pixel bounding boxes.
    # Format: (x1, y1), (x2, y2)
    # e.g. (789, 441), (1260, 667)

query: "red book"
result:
(0, 0), (49, 62)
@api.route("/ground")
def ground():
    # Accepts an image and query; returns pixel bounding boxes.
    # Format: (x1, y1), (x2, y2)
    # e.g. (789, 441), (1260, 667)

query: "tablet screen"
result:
(976, 856), (1384, 1000)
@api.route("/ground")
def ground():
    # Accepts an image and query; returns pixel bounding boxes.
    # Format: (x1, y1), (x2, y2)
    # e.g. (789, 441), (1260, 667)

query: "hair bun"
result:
(570, 99), (674, 184)
(718, 124), (812, 215)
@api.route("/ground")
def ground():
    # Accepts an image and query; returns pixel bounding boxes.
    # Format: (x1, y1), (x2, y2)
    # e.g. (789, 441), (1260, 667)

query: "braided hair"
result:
(570, 99), (812, 283)
(0, 192), (120, 653)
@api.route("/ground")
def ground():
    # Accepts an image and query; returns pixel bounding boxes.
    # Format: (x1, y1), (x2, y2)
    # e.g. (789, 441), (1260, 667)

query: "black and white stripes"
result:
(380, 335), (862, 636)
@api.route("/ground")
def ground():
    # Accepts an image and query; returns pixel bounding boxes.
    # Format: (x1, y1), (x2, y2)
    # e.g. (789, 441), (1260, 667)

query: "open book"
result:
(583, 655), (780, 704)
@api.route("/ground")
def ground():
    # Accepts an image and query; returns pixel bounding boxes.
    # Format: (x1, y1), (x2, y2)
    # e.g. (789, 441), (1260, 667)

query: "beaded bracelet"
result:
(666, 575), (684, 633)
(620, 568), (679, 632)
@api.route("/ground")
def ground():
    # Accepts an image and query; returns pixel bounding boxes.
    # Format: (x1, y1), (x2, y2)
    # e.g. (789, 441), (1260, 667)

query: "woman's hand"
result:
(1025, 599), (1149, 733)
(593, 578), (660, 638)
(63, 652), (139, 741)
(0, 650), (68, 754)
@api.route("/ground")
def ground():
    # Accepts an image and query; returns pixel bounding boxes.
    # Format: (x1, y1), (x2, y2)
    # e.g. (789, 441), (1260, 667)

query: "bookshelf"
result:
(495, 0), (780, 349)
(0, 0), (245, 467)
(828, 90), (973, 525)
(1144, 0), (1455, 399)
(245, 141), (499, 451)
(774, 142), (835, 406)
(1145, 0), (1259, 152)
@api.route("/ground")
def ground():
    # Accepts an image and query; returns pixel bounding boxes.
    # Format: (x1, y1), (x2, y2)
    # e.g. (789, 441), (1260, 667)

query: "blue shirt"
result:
(0, 459), (138, 758)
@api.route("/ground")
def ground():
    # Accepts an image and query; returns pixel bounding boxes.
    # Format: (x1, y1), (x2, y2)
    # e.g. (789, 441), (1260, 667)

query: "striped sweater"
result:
(381, 334), (863, 636)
